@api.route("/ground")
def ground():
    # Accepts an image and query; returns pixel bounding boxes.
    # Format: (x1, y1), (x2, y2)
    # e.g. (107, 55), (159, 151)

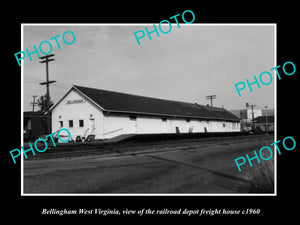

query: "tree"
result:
(37, 95), (54, 114)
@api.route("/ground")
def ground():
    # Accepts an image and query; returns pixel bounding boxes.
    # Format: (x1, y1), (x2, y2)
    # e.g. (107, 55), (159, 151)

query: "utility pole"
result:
(246, 102), (256, 131)
(30, 95), (38, 112)
(265, 105), (268, 135)
(206, 95), (216, 107)
(39, 54), (56, 134)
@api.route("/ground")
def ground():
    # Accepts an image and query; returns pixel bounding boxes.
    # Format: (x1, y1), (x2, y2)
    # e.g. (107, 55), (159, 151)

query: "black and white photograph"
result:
(4, 4), (298, 221)
(22, 24), (276, 195)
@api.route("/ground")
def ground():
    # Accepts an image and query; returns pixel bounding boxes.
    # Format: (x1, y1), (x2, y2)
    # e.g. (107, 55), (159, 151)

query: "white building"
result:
(50, 85), (240, 141)
(242, 109), (262, 122)
(230, 109), (263, 132)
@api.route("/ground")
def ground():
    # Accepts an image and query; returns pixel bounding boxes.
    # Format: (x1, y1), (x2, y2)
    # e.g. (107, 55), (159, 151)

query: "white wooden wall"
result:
(103, 114), (240, 139)
(51, 90), (104, 141)
(52, 89), (241, 141)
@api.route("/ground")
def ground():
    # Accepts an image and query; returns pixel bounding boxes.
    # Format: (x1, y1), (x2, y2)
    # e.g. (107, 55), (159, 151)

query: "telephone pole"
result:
(246, 102), (256, 131)
(206, 95), (216, 107)
(30, 95), (38, 112)
(265, 105), (268, 135)
(39, 54), (56, 133)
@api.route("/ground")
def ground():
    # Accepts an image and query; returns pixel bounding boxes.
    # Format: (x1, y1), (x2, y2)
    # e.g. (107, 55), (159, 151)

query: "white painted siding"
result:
(102, 115), (240, 139)
(51, 90), (104, 141)
(137, 117), (167, 134)
(52, 90), (241, 141)
(103, 114), (134, 139)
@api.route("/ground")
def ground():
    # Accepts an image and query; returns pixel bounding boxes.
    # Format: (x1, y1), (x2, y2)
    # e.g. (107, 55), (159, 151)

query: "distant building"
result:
(24, 111), (48, 141)
(241, 109), (262, 121)
(230, 109), (261, 131)
(253, 115), (274, 133)
(261, 109), (274, 117)
(50, 85), (241, 141)
(230, 108), (274, 132)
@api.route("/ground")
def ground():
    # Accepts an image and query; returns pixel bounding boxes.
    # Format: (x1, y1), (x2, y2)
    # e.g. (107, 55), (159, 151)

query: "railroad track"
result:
(25, 134), (273, 161)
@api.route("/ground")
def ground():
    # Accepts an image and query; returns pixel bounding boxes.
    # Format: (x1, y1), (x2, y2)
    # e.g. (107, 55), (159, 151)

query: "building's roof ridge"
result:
(73, 85), (225, 111)
(71, 85), (239, 121)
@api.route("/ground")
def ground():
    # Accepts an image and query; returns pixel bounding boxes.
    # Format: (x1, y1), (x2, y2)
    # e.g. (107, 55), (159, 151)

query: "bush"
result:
(242, 151), (275, 193)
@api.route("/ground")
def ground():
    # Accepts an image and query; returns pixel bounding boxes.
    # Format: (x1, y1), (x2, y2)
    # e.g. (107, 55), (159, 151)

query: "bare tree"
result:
(37, 95), (54, 114)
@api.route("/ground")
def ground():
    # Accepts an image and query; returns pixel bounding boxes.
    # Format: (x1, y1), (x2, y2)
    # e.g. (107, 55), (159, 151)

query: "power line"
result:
(206, 95), (217, 107)
(246, 102), (256, 131)
(51, 83), (71, 89)
(24, 78), (44, 82)
(25, 80), (71, 90)
(30, 95), (38, 112)
(39, 54), (56, 134)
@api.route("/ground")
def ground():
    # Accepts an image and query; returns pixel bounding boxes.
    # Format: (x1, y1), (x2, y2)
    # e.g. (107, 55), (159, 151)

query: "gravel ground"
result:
(23, 134), (274, 194)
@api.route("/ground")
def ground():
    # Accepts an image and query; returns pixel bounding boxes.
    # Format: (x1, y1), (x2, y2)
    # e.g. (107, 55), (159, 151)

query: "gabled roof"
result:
(24, 111), (46, 118)
(57, 85), (239, 122)
(253, 115), (274, 123)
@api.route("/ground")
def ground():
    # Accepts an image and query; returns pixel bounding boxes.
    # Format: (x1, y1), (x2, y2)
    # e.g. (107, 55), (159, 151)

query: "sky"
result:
(23, 24), (275, 112)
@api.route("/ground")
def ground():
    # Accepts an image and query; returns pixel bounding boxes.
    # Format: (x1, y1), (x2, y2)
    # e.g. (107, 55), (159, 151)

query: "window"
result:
(234, 122), (238, 129)
(223, 123), (226, 127)
(69, 120), (73, 128)
(162, 117), (167, 122)
(79, 119), (84, 127)
(59, 121), (63, 128)
(129, 115), (137, 120)
(186, 119), (190, 122)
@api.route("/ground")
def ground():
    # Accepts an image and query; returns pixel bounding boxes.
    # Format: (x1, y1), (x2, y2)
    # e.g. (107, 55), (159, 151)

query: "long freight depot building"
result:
(50, 85), (240, 141)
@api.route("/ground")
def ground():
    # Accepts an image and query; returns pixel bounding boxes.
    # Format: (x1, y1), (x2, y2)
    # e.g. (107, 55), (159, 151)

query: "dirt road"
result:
(23, 135), (274, 194)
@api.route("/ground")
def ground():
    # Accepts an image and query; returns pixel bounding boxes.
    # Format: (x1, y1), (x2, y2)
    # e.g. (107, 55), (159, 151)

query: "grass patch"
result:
(241, 151), (275, 193)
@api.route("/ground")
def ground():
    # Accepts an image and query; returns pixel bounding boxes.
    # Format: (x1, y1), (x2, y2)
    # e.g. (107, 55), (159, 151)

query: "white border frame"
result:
(21, 23), (277, 196)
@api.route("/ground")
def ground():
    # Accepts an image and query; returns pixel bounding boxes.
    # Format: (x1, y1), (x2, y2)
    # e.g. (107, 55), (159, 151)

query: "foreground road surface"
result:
(24, 135), (274, 194)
